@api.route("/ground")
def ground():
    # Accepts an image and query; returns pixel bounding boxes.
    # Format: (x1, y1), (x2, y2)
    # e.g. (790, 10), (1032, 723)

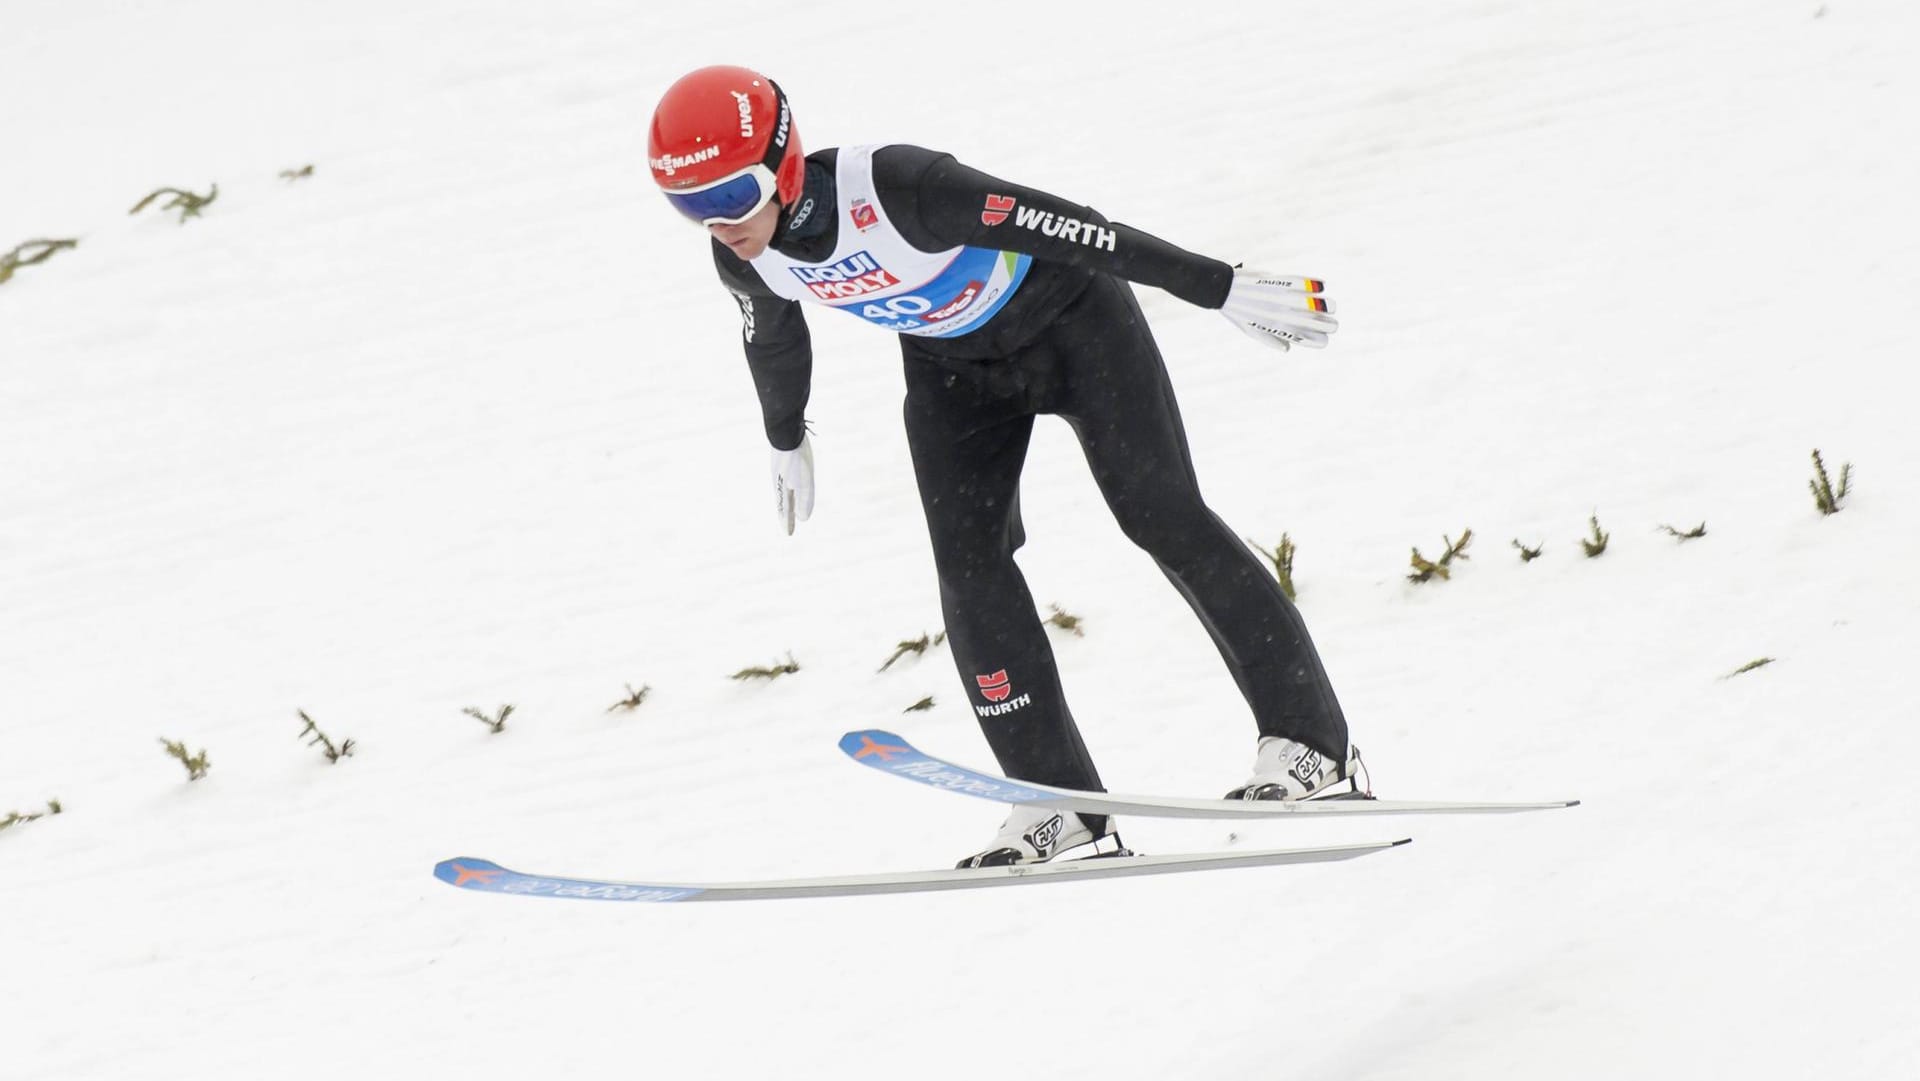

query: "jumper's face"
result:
(708, 198), (781, 260)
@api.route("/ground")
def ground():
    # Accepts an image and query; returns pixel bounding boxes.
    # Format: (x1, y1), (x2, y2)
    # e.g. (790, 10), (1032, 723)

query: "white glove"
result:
(1219, 268), (1339, 352)
(770, 434), (815, 536)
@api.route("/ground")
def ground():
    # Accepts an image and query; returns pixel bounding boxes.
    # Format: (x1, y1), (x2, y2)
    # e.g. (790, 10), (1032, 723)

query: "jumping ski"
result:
(840, 729), (1579, 819)
(433, 840), (1408, 903)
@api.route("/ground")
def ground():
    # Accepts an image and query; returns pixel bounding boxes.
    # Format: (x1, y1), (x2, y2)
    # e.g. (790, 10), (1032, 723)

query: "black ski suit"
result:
(710, 144), (1348, 794)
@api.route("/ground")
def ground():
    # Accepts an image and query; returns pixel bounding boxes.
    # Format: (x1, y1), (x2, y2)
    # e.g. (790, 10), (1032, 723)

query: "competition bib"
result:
(751, 145), (1030, 339)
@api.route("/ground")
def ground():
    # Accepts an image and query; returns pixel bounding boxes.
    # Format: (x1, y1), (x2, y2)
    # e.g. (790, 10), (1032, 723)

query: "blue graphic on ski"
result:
(434, 841), (1406, 903)
(839, 729), (1578, 819)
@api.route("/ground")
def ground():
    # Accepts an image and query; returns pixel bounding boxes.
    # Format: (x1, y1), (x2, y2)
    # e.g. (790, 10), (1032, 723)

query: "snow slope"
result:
(4, 1), (1916, 1078)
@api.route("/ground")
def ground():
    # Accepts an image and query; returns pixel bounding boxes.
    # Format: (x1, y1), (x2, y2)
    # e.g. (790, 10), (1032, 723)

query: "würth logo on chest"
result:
(790, 251), (899, 300)
(974, 669), (1032, 717)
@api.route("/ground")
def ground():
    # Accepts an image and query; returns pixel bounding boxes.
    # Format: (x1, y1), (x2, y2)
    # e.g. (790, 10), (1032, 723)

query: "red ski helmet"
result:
(648, 65), (804, 225)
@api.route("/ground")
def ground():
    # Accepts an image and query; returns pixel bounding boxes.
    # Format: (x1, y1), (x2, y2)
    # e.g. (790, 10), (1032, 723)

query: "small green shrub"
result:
(160, 738), (210, 781)
(297, 710), (355, 763)
(1408, 528), (1473, 583)
(879, 632), (947, 673)
(1580, 515), (1611, 558)
(463, 704), (515, 734)
(129, 184), (219, 223)
(0, 800), (63, 832)
(607, 684), (651, 712)
(1809, 450), (1851, 515)
(732, 653), (801, 681)
(1249, 534), (1298, 600)
(0, 238), (78, 285)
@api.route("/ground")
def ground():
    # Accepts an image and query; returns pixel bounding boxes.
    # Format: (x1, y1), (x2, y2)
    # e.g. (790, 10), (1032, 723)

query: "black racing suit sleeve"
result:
(871, 144), (1236, 310)
(712, 240), (811, 452)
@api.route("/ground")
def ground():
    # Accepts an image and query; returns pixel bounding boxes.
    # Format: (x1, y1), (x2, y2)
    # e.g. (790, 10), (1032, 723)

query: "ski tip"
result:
(435, 857), (506, 888)
(839, 729), (914, 758)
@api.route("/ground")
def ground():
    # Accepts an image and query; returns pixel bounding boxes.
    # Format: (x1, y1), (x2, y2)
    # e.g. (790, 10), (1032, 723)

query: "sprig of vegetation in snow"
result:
(607, 684), (651, 713)
(297, 710), (355, 763)
(731, 653), (800, 682)
(160, 738), (210, 781)
(0, 800), (63, 832)
(879, 631), (946, 673)
(1046, 604), (1085, 637)
(1580, 515), (1611, 558)
(1659, 522), (1708, 542)
(1408, 528), (1473, 583)
(1809, 450), (1852, 516)
(1249, 533), (1298, 600)
(0, 238), (78, 284)
(129, 184), (219, 224)
(463, 704), (515, 734)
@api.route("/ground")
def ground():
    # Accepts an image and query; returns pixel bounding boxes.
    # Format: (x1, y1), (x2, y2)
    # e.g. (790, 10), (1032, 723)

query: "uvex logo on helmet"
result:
(648, 65), (805, 203)
(770, 96), (791, 154)
(730, 90), (754, 138)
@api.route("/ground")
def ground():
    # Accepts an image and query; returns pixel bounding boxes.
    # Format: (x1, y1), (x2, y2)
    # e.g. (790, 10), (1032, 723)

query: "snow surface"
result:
(4, 0), (1918, 1077)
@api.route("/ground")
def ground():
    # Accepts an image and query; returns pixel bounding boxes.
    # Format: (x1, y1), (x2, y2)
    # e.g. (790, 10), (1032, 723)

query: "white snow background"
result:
(4, 0), (1917, 1077)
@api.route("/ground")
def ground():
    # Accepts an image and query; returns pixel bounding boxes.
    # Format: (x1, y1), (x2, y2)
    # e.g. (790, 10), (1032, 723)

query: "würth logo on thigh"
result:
(976, 670), (1013, 701)
(974, 670), (1032, 717)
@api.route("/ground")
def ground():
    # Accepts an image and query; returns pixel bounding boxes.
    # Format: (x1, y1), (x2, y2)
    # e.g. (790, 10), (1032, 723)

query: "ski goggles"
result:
(662, 164), (778, 227)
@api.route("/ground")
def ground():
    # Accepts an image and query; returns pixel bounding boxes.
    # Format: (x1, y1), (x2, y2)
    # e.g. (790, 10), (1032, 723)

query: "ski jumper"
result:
(710, 144), (1348, 793)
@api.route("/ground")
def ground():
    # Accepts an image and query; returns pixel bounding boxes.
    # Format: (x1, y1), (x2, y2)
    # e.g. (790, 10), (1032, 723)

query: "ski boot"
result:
(956, 806), (1130, 868)
(1226, 737), (1370, 801)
